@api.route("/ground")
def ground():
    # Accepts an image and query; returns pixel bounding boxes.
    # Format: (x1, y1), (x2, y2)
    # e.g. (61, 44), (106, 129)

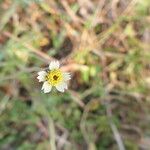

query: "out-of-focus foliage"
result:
(0, 0), (150, 149)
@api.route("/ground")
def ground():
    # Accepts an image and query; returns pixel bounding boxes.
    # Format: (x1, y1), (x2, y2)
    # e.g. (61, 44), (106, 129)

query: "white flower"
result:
(37, 61), (71, 93)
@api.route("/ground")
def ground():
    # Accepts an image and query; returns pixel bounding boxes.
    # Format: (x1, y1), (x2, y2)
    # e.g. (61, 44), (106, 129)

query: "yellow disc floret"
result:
(46, 69), (63, 86)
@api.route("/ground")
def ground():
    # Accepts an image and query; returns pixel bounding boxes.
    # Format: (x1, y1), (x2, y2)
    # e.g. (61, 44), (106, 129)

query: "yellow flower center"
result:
(46, 69), (63, 86)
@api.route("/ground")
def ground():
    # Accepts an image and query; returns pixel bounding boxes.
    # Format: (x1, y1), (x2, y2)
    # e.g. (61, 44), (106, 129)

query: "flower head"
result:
(37, 61), (71, 93)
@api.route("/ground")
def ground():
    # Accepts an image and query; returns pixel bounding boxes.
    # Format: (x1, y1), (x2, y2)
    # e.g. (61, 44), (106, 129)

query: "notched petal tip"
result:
(63, 72), (71, 81)
(49, 60), (60, 70)
(37, 71), (47, 82)
(56, 82), (67, 93)
(38, 70), (46, 76)
(42, 81), (52, 93)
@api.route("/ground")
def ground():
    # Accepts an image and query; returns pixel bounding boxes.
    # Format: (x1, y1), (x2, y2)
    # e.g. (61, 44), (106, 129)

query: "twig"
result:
(68, 90), (85, 108)
(0, 67), (40, 81)
(61, 0), (83, 25)
(105, 100), (126, 150)
(2, 31), (54, 62)
(48, 118), (56, 150)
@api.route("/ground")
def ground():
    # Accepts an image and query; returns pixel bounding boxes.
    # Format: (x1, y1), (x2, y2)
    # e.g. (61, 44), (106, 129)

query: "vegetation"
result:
(0, 0), (150, 149)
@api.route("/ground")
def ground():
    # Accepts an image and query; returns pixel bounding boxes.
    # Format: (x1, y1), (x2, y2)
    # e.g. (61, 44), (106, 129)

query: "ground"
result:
(0, 0), (150, 150)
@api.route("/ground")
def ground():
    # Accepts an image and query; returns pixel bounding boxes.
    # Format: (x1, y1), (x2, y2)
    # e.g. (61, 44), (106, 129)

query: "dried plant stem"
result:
(3, 31), (53, 62)
(105, 100), (126, 150)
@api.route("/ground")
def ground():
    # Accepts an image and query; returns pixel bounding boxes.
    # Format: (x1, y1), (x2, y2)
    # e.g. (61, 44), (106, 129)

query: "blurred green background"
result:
(0, 0), (150, 149)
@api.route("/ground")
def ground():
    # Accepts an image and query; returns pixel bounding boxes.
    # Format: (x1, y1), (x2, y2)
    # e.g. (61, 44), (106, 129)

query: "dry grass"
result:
(0, 0), (150, 149)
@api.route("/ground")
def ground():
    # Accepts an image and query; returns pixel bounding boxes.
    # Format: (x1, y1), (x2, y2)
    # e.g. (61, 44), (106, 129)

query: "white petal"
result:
(55, 82), (67, 92)
(37, 75), (45, 82)
(38, 71), (46, 76)
(49, 61), (60, 70)
(63, 72), (71, 81)
(42, 81), (52, 93)
(37, 71), (47, 82)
